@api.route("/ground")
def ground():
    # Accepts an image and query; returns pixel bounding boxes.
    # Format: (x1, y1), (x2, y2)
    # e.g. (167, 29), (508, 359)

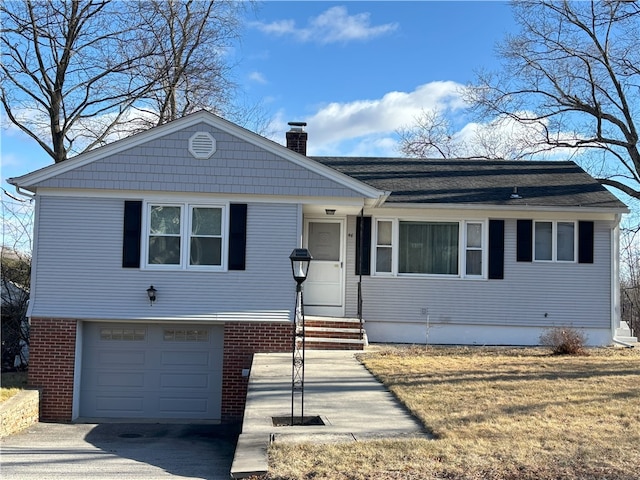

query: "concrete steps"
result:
(615, 321), (638, 345)
(301, 316), (366, 350)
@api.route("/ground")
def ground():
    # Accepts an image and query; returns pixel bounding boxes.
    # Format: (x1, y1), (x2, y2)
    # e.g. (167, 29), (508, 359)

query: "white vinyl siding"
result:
(345, 217), (612, 330)
(30, 196), (298, 321)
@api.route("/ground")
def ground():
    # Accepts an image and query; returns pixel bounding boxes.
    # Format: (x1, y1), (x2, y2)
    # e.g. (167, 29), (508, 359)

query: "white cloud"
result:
(248, 71), (268, 85)
(251, 6), (398, 45)
(301, 81), (465, 155)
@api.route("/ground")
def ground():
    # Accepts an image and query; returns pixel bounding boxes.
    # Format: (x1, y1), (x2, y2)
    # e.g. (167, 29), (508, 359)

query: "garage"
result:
(79, 322), (223, 421)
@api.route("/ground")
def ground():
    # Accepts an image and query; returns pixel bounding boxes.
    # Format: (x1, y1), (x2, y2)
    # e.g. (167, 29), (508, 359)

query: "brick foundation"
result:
(222, 322), (292, 422)
(28, 318), (77, 422)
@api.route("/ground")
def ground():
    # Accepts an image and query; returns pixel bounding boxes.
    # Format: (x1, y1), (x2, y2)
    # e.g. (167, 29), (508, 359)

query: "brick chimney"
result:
(286, 122), (307, 155)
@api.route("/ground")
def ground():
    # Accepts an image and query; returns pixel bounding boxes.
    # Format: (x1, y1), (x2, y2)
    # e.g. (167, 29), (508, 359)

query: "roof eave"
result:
(375, 201), (629, 215)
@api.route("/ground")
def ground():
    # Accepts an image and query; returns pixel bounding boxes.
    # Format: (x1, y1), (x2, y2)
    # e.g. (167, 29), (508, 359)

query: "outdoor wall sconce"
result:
(325, 209), (336, 216)
(146, 285), (157, 306)
(289, 248), (313, 290)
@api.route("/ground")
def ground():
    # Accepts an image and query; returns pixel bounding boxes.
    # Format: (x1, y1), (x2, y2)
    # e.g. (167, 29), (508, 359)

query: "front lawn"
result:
(266, 346), (640, 480)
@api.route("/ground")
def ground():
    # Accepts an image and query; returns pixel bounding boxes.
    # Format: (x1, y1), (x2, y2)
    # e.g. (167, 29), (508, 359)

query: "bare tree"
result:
(0, 1), (157, 163)
(1, 0), (254, 164)
(397, 109), (461, 159)
(470, 0), (640, 198)
(398, 1), (640, 203)
(1, 195), (33, 369)
(130, 0), (247, 127)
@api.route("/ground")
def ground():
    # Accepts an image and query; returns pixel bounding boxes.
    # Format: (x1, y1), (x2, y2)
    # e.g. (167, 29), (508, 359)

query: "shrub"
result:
(539, 327), (588, 355)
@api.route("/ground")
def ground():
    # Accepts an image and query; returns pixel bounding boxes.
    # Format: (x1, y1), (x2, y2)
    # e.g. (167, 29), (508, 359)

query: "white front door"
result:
(304, 219), (345, 316)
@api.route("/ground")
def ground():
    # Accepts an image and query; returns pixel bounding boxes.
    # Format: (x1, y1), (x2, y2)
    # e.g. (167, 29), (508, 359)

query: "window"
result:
(399, 221), (459, 275)
(534, 221), (575, 262)
(101, 328), (145, 341)
(465, 222), (483, 276)
(163, 329), (209, 342)
(190, 207), (222, 266)
(146, 203), (226, 269)
(375, 220), (393, 273)
(373, 219), (487, 278)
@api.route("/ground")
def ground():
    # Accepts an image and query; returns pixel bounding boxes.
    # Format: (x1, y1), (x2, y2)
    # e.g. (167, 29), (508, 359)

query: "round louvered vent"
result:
(189, 132), (216, 159)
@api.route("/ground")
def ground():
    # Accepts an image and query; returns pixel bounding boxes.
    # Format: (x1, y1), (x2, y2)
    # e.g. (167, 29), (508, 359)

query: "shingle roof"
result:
(311, 157), (627, 209)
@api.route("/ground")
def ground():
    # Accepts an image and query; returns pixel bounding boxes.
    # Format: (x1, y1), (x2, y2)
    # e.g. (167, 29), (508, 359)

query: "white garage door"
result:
(80, 323), (223, 421)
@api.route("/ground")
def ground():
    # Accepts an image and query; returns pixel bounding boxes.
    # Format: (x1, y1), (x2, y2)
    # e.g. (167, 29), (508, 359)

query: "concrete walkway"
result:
(230, 350), (427, 478)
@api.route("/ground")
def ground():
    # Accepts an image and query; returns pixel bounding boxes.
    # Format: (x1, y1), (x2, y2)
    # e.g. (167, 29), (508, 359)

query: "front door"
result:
(304, 219), (344, 316)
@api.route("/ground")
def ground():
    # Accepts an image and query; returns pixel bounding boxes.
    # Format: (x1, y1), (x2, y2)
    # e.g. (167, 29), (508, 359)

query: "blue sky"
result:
(1, 1), (516, 190)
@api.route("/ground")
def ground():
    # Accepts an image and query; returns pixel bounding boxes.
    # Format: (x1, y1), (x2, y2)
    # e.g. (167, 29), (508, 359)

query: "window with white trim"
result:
(375, 220), (393, 274)
(534, 221), (575, 262)
(399, 221), (459, 275)
(146, 203), (226, 269)
(373, 219), (487, 278)
(465, 222), (483, 276)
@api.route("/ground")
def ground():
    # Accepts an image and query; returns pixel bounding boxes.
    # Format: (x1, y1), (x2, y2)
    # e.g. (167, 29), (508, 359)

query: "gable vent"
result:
(189, 132), (216, 159)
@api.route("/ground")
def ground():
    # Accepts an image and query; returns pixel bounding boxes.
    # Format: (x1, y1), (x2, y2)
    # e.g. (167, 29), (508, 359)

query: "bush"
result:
(539, 327), (588, 355)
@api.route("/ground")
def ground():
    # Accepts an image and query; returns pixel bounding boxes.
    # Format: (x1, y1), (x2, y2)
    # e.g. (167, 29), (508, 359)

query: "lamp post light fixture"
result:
(290, 248), (312, 290)
(289, 248), (312, 425)
(146, 285), (157, 306)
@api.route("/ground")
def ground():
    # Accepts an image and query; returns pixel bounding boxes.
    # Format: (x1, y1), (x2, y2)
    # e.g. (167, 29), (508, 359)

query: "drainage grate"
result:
(272, 415), (326, 427)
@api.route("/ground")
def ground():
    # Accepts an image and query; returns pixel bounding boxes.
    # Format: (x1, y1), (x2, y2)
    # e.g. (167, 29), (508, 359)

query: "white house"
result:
(8, 111), (630, 424)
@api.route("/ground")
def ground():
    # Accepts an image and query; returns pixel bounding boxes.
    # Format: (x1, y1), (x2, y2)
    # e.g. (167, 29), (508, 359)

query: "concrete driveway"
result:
(0, 422), (239, 479)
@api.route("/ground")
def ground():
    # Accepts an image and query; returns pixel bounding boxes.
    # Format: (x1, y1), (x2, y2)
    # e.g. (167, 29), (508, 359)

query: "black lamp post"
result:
(289, 248), (312, 425)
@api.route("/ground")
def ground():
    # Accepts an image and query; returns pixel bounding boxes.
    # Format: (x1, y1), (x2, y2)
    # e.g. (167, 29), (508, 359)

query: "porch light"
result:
(146, 285), (157, 306)
(325, 209), (336, 216)
(289, 248), (312, 289)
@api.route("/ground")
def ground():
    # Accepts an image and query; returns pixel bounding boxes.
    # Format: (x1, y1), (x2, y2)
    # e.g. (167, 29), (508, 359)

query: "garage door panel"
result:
(97, 372), (145, 388)
(80, 323), (223, 420)
(160, 373), (210, 388)
(98, 350), (146, 365)
(161, 351), (210, 366)
(95, 396), (144, 413)
(159, 397), (209, 414)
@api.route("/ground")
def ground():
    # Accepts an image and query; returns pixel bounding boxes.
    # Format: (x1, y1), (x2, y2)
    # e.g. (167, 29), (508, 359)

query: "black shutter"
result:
(122, 201), (142, 268)
(228, 203), (247, 270)
(355, 216), (372, 276)
(517, 219), (533, 262)
(578, 221), (594, 264)
(488, 220), (505, 279)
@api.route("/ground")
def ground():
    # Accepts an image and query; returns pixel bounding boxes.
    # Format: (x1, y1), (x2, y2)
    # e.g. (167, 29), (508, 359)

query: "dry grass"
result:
(0, 371), (28, 402)
(264, 346), (640, 480)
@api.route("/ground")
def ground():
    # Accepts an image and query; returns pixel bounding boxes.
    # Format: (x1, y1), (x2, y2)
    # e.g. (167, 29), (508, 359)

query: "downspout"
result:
(611, 214), (634, 348)
(358, 208), (364, 340)
(7, 184), (36, 200)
